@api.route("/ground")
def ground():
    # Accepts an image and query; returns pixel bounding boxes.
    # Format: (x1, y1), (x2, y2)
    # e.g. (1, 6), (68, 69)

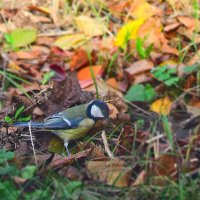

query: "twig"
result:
(125, 100), (153, 117)
(28, 122), (37, 165)
(37, 30), (73, 37)
(101, 130), (114, 159)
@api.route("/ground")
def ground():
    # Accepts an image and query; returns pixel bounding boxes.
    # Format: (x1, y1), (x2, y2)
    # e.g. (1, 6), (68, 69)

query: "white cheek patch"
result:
(91, 105), (104, 118)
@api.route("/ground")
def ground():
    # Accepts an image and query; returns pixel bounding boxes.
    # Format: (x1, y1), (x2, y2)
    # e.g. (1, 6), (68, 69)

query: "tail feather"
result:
(13, 122), (46, 128)
(13, 120), (68, 130)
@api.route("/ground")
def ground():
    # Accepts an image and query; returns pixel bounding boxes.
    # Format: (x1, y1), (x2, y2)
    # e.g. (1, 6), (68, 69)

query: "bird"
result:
(13, 100), (109, 155)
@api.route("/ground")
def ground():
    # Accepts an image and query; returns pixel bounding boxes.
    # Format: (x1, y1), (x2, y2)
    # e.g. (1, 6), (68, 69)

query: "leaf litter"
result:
(1, 0), (200, 198)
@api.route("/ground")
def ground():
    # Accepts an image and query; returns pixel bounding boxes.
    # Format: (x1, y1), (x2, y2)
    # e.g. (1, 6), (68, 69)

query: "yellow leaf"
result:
(132, 2), (158, 20)
(115, 19), (145, 48)
(150, 96), (172, 115)
(48, 137), (64, 154)
(159, 60), (177, 67)
(75, 16), (106, 37)
(53, 33), (86, 50)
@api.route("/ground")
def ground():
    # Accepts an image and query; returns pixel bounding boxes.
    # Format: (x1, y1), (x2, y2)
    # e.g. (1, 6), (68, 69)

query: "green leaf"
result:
(4, 28), (37, 49)
(144, 84), (157, 102)
(184, 63), (199, 74)
(65, 181), (83, 195)
(164, 77), (180, 86)
(0, 166), (16, 175)
(136, 38), (146, 58)
(14, 106), (25, 120)
(18, 115), (32, 122)
(0, 149), (14, 163)
(146, 43), (153, 57)
(0, 181), (20, 200)
(42, 71), (55, 85)
(152, 65), (180, 86)
(124, 84), (156, 102)
(21, 165), (36, 179)
(4, 116), (13, 124)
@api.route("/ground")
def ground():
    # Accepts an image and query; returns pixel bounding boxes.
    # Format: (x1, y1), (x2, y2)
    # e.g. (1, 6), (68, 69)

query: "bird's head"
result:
(87, 100), (109, 121)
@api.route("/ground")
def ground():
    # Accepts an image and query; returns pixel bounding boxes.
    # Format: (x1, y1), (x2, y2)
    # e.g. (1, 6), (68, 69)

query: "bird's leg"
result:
(64, 139), (70, 156)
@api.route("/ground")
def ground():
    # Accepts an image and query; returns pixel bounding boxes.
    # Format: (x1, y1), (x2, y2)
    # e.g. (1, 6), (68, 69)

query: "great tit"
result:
(13, 100), (109, 155)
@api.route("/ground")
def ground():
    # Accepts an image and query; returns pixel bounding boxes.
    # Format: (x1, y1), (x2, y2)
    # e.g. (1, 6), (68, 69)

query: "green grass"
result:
(0, 70), (32, 100)
(1, 151), (200, 200)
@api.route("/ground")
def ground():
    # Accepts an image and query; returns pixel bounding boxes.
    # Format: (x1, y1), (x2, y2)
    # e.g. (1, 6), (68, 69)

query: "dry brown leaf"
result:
(178, 16), (198, 30)
(164, 22), (180, 32)
(106, 78), (119, 90)
(49, 148), (93, 168)
(58, 166), (83, 181)
(107, 103), (119, 119)
(36, 37), (55, 46)
(33, 107), (44, 116)
(132, 170), (146, 186)
(133, 73), (152, 84)
(125, 60), (154, 83)
(108, 1), (130, 15)
(1, 0), (28, 9)
(15, 51), (40, 60)
(147, 154), (180, 181)
(87, 159), (131, 187)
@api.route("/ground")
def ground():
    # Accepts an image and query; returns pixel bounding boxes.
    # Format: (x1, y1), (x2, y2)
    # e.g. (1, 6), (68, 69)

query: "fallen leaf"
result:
(87, 159), (131, 187)
(125, 60), (154, 83)
(70, 48), (96, 70)
(125, 84), (156, 102)
(106, 78), (119, 90)
(164, 22), (180, 32)
(178, 16), (197, 30)
(28, 5), (50, 15)
(107, 103), (119, 119)
(49, 148), (93, 168)
(137, 18), (162, 48)
(50, 63), (66, 82)
(1, 0), (29, 9)
(78, 65), (103, 87)
(133, 73), (152, 84)
(58, 166), (83, 181)
(4, 28), (37, 49)
(15, 50), (40, 60)
(150, 96), (172, 115)
(53, 33), (86, 50)
(108, 1), (130, 17)
(132, 170), (146, 186)
(32, 107), (44, 116)
(36, 37), (55, 46)
(48, 137), (65, 154)
(115, 19), (145, 48)
(147, 154), (180, 181)
(132, 1), (160, 20)
(75, 16), (106, 37)
(8, 62), (26, 73)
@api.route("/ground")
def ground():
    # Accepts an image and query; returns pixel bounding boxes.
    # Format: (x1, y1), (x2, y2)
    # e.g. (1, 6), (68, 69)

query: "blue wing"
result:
(13, 116), (84, 130)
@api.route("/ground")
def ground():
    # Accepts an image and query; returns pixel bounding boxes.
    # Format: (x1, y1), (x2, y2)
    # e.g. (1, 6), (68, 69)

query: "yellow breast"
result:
(52, 118), (95, 140)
